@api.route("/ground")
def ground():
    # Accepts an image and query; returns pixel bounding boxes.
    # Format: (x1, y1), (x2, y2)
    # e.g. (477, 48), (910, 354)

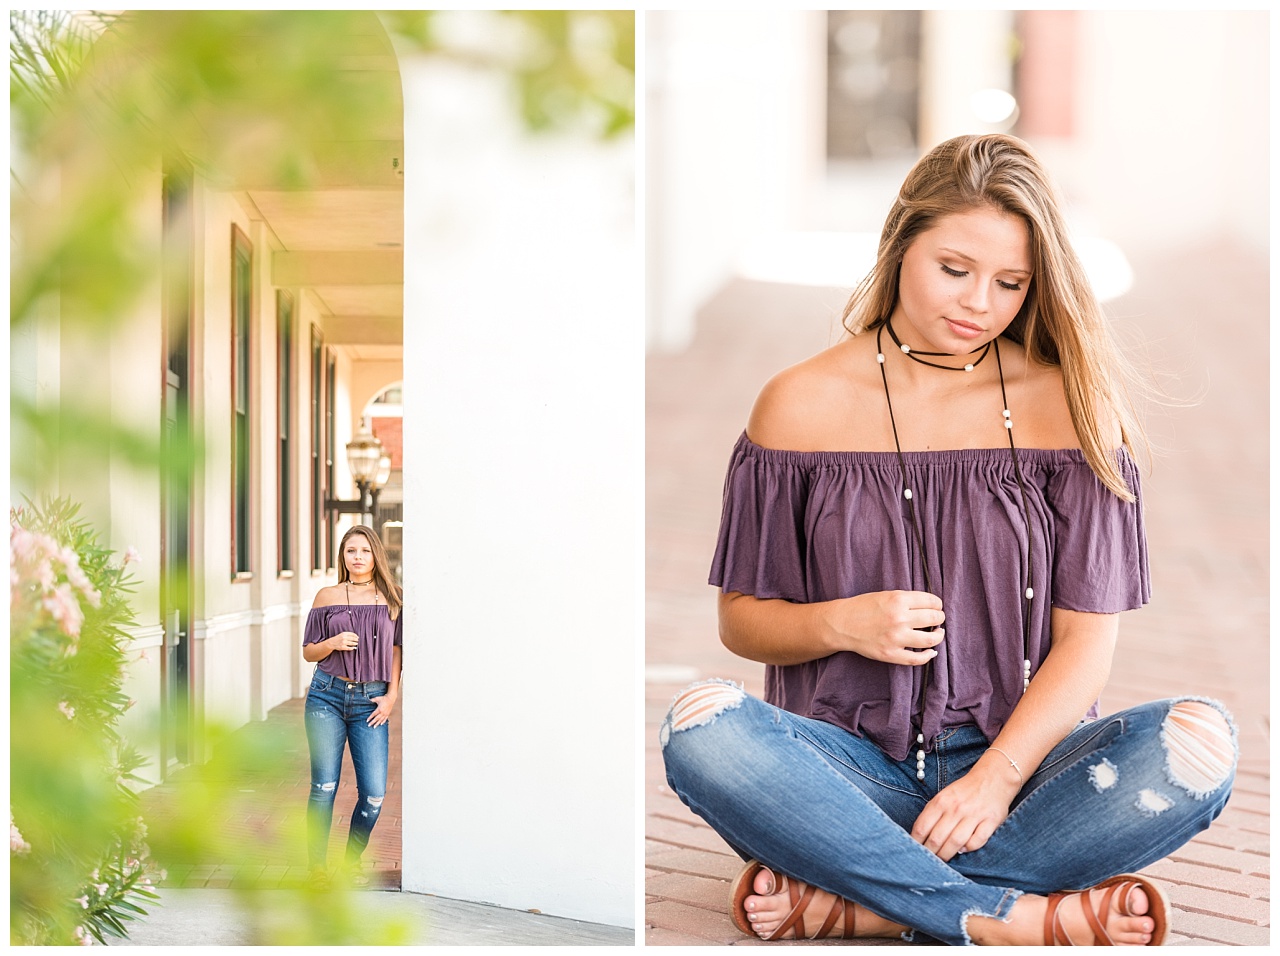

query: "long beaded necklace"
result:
(875, 320), (1036, 780)
(344, 579), (381, 651)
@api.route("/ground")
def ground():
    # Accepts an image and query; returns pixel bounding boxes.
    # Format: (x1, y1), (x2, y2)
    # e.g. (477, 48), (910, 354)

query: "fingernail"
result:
(746, 902), (754, 911)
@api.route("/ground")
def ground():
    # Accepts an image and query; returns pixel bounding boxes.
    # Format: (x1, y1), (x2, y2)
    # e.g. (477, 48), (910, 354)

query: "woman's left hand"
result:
(367, 693), (397, 727)
(910, 759), (1021, 861)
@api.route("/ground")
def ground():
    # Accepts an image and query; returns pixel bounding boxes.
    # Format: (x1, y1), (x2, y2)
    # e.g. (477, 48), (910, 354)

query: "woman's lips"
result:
(945, 318), (985, 339)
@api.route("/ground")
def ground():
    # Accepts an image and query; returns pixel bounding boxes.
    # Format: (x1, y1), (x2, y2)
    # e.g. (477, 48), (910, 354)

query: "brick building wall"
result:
(371, 416), (402, 469)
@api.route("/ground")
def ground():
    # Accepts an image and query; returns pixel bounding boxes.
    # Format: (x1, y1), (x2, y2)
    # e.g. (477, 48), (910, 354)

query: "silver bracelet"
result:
(988, 746), (1024, 787)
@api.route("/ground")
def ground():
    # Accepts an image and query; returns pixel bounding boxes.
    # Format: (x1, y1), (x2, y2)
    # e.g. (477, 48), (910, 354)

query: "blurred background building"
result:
(10, 8), (406, 775)
(647, 9), (1267, 351)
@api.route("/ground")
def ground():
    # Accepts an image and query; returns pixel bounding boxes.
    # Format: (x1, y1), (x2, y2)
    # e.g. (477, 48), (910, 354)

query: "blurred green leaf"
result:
(11, 10), (631, 943)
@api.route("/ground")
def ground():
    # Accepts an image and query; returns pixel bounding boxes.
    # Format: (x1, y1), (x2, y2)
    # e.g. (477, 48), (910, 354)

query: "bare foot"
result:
(970, 880), (1157, 946)
(742, 866), (909, 940)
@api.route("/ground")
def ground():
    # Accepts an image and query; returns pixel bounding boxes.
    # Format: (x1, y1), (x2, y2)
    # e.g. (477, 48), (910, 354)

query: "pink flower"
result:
(94, 883), (108, 895)
(58, 701), (76, 720)
(76, 896), (89, 909)
(73, 925), (92, 945)
(123, 546), (140, 566)
(56, 548), (100, 607)
(43, 583), (83, 637)
(10, 818), (31, 855)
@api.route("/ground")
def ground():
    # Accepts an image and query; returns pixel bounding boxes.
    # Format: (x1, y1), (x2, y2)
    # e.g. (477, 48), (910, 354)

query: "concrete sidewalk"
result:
(140, 694), (403, 890)
(135, 694), (631, 945)
(644, 242), (1269, 945)
(106, 890), (633, 946)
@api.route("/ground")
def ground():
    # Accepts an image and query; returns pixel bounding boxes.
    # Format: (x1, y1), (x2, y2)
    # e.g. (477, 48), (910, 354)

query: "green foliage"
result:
(139, 719), (418, 945)
(10, 496), (159, 945)
(10, 9), (634, 494)
(10, 498), (419, 944)
(10, 13), (631, 941)
(378, 10), (636, 138)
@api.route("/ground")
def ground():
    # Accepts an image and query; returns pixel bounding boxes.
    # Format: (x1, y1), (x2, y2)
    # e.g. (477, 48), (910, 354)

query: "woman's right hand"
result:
(329, 630), (360, 652)
(821, 590), (945, 665)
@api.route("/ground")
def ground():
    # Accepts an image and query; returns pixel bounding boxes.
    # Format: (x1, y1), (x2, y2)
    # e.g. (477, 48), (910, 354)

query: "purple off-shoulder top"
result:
(710, 432), (1150, 761)
(303, 603), (403, 683)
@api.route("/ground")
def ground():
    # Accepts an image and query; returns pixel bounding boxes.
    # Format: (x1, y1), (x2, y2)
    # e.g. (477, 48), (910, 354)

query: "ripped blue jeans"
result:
(660, 682), (1236, 945)
(304, 671), (389, 868)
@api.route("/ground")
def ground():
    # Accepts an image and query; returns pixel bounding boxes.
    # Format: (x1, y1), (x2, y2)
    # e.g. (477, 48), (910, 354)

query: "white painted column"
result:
(646, 10), (827, 353)
(398, 52), (636, 929)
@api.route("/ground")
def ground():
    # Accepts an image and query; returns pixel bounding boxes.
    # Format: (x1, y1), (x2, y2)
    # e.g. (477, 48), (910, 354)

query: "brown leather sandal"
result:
(1044, 874), (1170, 945)
(729, 859), (858, 940)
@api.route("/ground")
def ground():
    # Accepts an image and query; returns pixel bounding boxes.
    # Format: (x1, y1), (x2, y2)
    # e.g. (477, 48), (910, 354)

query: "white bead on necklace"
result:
(876, 320), (1038, 769)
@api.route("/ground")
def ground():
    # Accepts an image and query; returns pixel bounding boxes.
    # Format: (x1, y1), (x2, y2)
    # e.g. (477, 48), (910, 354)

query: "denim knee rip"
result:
(1135, 788), (1175, 817)
(1161, 697), (1237, 800)
(1088, 758), (1119, 792)
(659, 679), (745, 748)
(957, 888), (1022, 946)
(359, 795), (384, 819)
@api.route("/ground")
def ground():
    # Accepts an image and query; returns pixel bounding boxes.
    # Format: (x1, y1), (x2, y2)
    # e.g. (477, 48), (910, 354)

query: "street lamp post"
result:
(370, 453), (392, 535)
(325, 427), (385, 526)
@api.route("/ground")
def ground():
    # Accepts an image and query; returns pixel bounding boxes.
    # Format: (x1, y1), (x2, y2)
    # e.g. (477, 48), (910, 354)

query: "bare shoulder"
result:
(1017, 355), (1120, 450)
(746, 340), (873, 451)
(311, 585), (343, 609)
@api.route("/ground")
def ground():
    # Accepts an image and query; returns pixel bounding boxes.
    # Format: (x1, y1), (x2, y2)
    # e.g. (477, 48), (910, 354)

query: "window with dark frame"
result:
(325, 350), (337, 570)
(310, 325), (325, 572)
(277, 290), (295, 574)
(231, 227), (253, 577)
(826, 11), (922, 161)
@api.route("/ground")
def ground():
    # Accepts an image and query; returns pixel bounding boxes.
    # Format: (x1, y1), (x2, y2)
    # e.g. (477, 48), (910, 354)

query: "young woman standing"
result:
(302, 525), (403, 888)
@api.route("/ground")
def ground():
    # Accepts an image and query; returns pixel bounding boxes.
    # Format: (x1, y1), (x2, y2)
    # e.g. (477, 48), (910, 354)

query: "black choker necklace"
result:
(348, 579), (373, 586)
(884, 319), (992, 372)
(875, 323), (1036, 780)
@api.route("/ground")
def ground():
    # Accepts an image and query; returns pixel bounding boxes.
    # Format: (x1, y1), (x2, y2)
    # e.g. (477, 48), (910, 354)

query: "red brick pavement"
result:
(644, 242), (1269, 945)
(141, 694), (402, 890)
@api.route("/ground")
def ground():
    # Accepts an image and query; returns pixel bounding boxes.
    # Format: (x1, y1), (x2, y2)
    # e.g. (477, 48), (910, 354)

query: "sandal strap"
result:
(769, 877), (816, 940)
(765, 874), (859, 941)
(1045, 891), (1073, 945)
(1046, 881), (1137, 945)
(1083, 883), (1121, 945)
(815, 896), (842, 938)
(1112, 880), (1138, 917)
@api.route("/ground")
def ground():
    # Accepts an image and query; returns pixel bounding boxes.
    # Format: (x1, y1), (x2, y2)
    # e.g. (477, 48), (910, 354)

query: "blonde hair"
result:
(841, 133), (1146, 501)
(338, 525), (402, 618)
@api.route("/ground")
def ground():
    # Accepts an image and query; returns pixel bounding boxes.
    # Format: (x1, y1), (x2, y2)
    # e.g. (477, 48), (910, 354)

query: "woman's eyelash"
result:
(940, 264), (1022, 291)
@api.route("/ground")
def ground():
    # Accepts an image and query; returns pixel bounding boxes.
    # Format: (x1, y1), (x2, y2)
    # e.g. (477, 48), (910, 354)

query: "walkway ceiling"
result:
(233, 12), (404, 365)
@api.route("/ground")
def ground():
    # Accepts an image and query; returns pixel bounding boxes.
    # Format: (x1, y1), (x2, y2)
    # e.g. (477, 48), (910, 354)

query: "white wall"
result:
(400, 49), (635, 928)
(1071, 10), (1268, 254)
(919, 11), (1016, 147)
(194, 189), (257, 727)
(646, 10), (827, 352)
